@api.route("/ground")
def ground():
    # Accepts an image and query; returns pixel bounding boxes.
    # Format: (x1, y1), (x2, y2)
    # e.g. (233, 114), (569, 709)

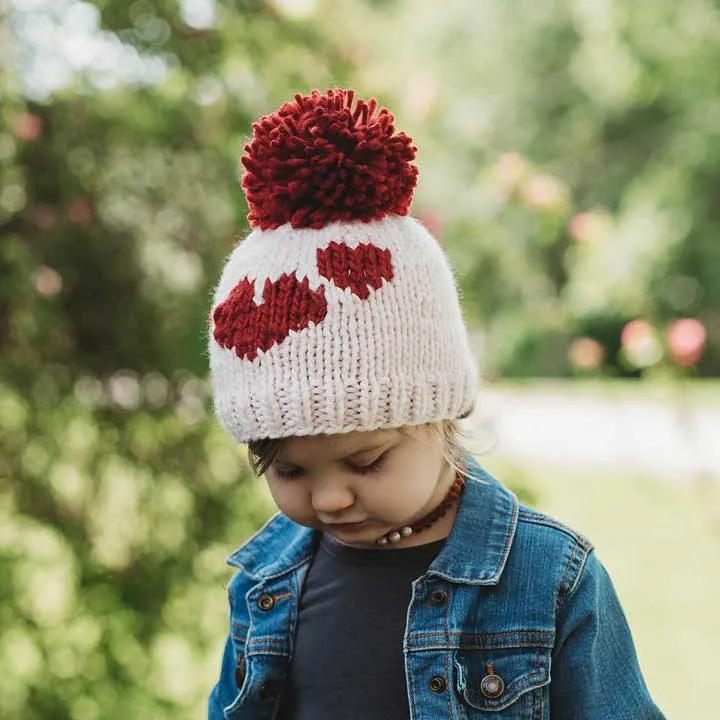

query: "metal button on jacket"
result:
(480, 672), (505, 699)
(257, 594), (275, 611)
(428, 676), (447, 693)
(429, 589), (449, 606)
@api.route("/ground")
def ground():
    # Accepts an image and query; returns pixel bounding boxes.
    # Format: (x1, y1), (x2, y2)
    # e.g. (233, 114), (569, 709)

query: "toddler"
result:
(207, 89), (665, 719)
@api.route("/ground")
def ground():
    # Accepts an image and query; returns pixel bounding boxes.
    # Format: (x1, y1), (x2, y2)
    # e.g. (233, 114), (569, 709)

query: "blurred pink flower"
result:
(521, 173), (566, 211)
(621, 320), (663, 368)
(492, 152), (528, 193)
(569, 337), (605, 370)
(67, 198), (93, 226)
(621, 319), (651, 347)
(33, 266), (62, 297)
(569, 210), (612, 244)
(13, 113), (43, 141)
(667, 318), (706, 366)
(404, 75), (439, 119)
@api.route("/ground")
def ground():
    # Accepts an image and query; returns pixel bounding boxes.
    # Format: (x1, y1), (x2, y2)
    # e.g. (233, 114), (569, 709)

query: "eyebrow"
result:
(276, 437), (398, 466)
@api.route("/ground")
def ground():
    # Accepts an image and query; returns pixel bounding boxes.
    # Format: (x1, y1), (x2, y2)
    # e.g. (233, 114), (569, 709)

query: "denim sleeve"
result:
(551, 551), (666, 719)
(208, 634), (237, 720)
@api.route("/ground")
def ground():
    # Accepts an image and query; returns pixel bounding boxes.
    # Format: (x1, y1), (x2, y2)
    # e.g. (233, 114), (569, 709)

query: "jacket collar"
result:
(226, 511), (317, 580)
(428, 457), (518, 585)
(226, 456), (518, 585)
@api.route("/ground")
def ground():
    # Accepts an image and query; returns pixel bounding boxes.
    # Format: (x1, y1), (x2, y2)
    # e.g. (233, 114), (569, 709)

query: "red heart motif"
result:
(213, 274), (327, 362)
(213, 242), (393, 361)
(317, 241), (393, 299)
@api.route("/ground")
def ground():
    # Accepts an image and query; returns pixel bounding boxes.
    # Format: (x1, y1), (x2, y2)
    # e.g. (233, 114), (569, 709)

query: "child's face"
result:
(264, 426), (456, 548)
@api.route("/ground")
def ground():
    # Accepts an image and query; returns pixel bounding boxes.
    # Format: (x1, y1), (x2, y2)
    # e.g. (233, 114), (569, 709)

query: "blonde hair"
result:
(409, 420), (469, 480)
(246, 419), (470, 478)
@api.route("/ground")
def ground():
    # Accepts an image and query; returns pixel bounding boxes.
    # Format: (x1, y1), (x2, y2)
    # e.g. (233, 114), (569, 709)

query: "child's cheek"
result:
(267, 481), (312, 520)
(266, 480), (293, 510)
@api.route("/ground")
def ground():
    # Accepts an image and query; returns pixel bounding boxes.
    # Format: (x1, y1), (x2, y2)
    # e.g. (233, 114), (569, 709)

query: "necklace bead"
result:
(373, 474), (465, 546)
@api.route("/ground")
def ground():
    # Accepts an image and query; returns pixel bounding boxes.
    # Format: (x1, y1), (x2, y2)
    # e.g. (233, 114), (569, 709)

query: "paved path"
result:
(466, 387), (720, 482)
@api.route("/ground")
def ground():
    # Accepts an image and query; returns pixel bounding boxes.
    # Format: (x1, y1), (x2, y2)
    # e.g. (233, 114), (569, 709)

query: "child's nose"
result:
(311, 480), (355, 515)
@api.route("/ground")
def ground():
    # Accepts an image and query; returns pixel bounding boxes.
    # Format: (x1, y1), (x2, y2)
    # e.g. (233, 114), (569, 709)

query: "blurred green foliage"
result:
(335, 0), (720, 377)
(2, 0), (719, 717)
(0, 376), (273, 718)
(1, 0), (351, 717)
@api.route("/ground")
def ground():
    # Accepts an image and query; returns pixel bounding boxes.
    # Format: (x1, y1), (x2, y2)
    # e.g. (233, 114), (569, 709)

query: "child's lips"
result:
(325, 520), (367, 531)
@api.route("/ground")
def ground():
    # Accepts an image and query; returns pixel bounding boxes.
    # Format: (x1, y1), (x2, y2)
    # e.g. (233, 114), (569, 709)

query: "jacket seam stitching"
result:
(409, 630), (554, 639)
(556, 539), (593, 612)
(492, 498), (519, 578)
(517, 509), (589, 544)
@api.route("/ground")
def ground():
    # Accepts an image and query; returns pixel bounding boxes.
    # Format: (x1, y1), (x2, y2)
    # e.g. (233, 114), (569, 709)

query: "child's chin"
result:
(326, 522), (382, 544)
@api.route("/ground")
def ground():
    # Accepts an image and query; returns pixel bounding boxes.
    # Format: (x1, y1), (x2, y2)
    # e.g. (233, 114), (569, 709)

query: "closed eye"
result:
(271, 451), (390, 480)
(270, 465), (304, 480)
(347, 452), (388, 476)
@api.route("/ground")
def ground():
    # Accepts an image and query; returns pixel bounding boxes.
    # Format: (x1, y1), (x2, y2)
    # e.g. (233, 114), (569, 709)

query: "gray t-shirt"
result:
(277, 533), (445, 720)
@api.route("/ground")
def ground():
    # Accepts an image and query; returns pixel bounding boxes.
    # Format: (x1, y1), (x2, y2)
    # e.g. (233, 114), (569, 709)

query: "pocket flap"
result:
(454, 646), (550, 712)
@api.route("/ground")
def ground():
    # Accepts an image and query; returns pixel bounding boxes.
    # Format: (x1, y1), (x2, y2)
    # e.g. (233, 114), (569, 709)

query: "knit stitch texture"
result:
(208, 89), (477, 441)
(209, 215), (477, 441)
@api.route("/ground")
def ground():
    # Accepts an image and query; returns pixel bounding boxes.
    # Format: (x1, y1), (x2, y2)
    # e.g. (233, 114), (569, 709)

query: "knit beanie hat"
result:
(209, 89), (477, 442)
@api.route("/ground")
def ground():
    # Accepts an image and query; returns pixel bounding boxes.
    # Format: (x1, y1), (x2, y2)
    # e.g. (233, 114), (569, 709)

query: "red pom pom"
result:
(241, 89), (418, 230)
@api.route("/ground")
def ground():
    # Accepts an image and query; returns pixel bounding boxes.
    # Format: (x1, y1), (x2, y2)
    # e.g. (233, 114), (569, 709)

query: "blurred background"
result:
(1, 0), (718, 717)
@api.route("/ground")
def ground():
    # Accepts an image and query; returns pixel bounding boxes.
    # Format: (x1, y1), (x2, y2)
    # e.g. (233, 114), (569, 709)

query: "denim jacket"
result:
(208, 460), (665, 719)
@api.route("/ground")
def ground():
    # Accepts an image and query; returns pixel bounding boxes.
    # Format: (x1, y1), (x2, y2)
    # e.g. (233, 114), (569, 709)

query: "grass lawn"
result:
(482, 456), (720, 720)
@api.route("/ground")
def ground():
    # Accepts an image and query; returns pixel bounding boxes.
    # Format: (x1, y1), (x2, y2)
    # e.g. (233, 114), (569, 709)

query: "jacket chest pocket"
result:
(454, 645), (550, 719)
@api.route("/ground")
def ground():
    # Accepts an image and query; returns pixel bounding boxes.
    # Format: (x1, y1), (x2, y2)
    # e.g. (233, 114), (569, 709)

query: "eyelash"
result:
(353, 453), (388, 476)
(271, 453), (388, 481)
(271, 467), (303, 480)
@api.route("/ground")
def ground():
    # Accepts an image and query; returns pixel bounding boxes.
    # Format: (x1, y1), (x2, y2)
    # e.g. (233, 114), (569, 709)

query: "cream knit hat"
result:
(209, 89), (477, 442)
